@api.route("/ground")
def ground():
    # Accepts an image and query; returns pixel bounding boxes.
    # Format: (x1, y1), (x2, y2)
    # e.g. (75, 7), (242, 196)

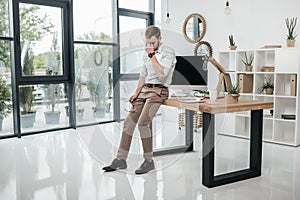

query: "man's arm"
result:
(149, 56), (164, 79)
(129, 76), (145, 103)
(146, 45), (164, 79)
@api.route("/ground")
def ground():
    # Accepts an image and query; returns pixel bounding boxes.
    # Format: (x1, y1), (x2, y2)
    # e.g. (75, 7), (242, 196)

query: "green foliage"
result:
(228, 34), (235, 46)
(228, 84), (240, 94)
(285, 17), (298, 40)
(259, 77), (274, 93)
(192, 89), (209, 95)
(19, 48), (35, 114)
(33, 53), (47, 68)
(0, 76), (11, 117)
(19, 5), (54, 43)
(241, 52), (254, 66)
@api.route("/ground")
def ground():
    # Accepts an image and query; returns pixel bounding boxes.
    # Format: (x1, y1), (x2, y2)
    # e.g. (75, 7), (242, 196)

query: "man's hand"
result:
(129, 94), (138, 103)
(146, 44), (155, 54)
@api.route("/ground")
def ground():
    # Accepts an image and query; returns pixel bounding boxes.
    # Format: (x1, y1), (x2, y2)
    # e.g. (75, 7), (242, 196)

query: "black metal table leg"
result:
(153, 109), (194, 156)
(185, 110), (194, 151)
(202, 109), (263, 188)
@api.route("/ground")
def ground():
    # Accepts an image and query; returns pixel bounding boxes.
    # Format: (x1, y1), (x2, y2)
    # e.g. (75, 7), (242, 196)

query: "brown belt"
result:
(144, 83), (167, 88)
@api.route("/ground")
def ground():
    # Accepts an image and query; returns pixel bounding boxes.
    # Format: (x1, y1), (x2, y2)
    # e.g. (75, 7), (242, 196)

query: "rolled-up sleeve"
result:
(140, 55), (148, 77)
(159, 48), (176, 76)
(140, 64), (147, 78)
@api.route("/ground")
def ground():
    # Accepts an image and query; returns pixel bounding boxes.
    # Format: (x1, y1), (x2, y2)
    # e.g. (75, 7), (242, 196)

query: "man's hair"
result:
(145, 25), (161, 39)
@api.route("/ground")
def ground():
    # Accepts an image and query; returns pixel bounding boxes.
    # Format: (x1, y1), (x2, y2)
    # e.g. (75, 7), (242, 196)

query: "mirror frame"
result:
(194, 41), (213, 57)
(183, 13), (207, 43)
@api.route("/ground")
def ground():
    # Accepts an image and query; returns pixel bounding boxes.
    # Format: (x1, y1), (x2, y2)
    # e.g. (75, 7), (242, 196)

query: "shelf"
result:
(217, 47), (300, 146)
(274, 118), (296, 123)
(275, 95), (297, 99)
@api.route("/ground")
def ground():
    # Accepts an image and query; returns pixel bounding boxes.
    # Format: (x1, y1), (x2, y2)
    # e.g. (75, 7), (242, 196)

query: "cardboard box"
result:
(238, 74), (253, 93)
(290, 74), (297, 96)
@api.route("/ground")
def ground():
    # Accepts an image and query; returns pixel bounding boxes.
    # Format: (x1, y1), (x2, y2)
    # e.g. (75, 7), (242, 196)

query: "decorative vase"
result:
(229, 45), (237, 50)
(228, 94), (240, 103)
(265, 88), (274, 95)
(287, 39), (295, 47)
(245, 65), (253, 72)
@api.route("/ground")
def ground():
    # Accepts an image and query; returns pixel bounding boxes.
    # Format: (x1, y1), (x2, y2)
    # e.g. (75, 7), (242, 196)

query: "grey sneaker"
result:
(102, 159), (127, 172)
(135, 160), (155, 174)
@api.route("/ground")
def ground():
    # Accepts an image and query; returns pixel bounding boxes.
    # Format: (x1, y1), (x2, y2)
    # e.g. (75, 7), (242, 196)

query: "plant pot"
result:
(287, 39), (295, 47)
(65, 106), (69, 117)
(21, 113), (35, 128)
(106, 102), (111, 113)
(245, 65), (253, 72)
(0, 115), (3, 131)
(229, 45), (237, 50)
(265, 88), (274, 95)
(44, 111), (61, 124)
(228, 94), (240, 103)
(76, 108), (84, 121)
(93, 107), (105, 118)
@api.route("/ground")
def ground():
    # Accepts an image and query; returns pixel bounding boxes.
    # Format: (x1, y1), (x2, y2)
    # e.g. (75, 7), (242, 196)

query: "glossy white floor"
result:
(0, 122), (299, 200)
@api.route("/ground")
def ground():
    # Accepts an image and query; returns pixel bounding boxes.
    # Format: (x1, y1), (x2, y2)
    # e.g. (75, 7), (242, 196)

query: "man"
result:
(102, 25), (176, 174)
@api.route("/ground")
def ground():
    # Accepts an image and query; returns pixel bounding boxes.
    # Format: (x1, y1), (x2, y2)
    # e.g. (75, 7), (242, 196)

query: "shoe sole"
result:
(135, 168), (155, 175)
(103, 166), (127, 172)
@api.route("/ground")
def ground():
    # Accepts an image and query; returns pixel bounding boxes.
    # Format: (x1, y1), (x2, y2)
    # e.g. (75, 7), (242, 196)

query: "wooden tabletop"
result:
(163, 98), (274, 114)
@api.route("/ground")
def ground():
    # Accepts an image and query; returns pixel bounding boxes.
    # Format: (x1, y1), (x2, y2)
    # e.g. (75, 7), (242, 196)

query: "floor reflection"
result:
(0, 125), (299, 200)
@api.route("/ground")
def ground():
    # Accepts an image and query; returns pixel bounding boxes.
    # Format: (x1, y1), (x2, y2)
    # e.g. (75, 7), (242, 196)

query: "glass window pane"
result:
(0, 0), (10, 37)
(119, 16), (147, 74)
(119, 0), (149, 12)
(75, 44), (113, 124)
(153, 106), (186, 150)
(120, 80), (138, 119)
(19, 84), (69, 133)
(19, 3), (63, 76)
(73, 0), (112, 42)
(0, 40), (13, 136)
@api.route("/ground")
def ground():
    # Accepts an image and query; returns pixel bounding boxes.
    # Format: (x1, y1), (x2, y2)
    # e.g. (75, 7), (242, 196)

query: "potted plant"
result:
(241, 52), (254, 72)
(19, 48), (36, 128)
(285, 17), (297, 47)
(259, 77), (274, 95)
(87, 81), (107, 118)
(227, 84), (240, 103)
(75, 77), (85, 121)
(229, 34), (237, 50)
(0, 76), (12, 131)
(87, 64), (110, 118)
(44, 34), (63, 124)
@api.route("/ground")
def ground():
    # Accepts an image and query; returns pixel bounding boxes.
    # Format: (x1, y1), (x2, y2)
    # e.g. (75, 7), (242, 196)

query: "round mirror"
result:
(183, 13), (207, 43)
(194, 41), (213, 57)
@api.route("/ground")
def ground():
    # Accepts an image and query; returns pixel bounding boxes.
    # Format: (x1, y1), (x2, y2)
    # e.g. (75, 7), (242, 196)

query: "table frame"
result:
(155, 98), (272, 188)
(202, 110), (263, 187)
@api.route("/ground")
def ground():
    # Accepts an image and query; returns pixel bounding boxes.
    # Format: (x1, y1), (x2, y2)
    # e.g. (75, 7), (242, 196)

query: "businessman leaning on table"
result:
(102, 25), (176, 174)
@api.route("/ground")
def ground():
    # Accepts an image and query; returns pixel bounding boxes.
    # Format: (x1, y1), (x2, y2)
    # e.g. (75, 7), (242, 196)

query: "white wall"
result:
(159, 0), (300, 88)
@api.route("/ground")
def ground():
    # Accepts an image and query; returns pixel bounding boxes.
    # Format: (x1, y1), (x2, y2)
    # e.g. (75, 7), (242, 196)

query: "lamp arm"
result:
(208, 57), (227, 74)
(203, 55), (232, 92)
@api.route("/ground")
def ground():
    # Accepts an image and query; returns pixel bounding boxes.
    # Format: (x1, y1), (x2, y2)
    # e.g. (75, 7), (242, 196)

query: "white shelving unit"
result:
(216, 47), (300, 146)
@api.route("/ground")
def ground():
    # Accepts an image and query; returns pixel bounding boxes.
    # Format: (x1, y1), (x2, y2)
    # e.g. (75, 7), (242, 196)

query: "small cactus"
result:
(229, 34), (235, 46)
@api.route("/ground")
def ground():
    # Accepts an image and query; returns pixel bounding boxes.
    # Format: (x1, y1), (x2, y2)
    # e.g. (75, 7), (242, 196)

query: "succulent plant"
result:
(228, 84), (240, 94)
(241, 52), (254, 66)
(259, 77), (274, 93)
(229, 34), (235, 46)
(286, 17), (297, 40)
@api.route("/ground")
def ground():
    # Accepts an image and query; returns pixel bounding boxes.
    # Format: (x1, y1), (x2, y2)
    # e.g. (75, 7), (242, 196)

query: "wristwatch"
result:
(148, 52), (155, 58)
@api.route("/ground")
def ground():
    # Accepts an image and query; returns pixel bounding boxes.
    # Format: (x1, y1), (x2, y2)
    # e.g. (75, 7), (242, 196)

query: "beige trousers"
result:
(117, 87), (169, 162)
